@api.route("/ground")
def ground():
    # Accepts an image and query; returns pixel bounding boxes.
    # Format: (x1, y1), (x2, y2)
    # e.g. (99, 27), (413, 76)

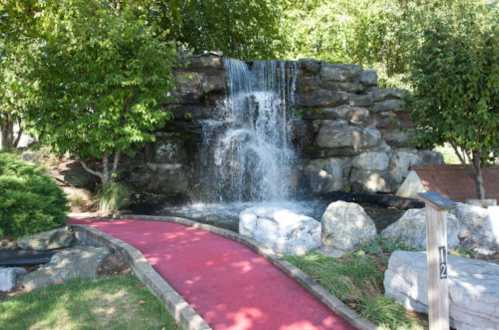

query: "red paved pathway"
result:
(70, 219), (355, 330)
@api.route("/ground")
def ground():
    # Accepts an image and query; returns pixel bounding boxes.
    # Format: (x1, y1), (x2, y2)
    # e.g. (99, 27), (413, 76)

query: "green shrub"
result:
(0, 152), (68, 238)
(98, 182), (129, 215)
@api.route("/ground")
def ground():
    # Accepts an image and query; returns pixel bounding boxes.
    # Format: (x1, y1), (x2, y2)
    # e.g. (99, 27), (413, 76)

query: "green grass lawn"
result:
(0, 275), (180, 330)
(286, 237), (427, 330)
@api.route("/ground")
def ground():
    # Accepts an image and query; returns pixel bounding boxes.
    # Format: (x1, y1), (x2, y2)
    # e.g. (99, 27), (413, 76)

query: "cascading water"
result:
(200, 58), (298, 202)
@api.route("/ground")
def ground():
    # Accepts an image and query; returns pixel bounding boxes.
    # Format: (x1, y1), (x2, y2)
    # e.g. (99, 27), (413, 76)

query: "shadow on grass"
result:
(0, 275), (179, 330)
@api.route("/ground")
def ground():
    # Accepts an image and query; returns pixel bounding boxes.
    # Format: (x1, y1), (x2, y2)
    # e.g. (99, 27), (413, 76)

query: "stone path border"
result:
(72, 215), (376, 330)
(71, 224), (211, 330)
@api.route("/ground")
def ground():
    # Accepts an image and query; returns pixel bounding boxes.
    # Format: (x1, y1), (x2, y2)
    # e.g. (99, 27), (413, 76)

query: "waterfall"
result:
(200, 58), (298, 202)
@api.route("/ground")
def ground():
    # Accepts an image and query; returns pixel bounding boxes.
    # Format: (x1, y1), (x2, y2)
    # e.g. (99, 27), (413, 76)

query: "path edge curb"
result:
(71, 224), (212, 330)
(118, 214), (378, 330)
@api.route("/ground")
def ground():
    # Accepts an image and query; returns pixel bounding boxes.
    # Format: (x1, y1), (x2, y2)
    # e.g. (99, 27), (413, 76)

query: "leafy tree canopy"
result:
(27, 0), (177, 183)
(409, 1), (498, 198)
(132, 0), (283, 60)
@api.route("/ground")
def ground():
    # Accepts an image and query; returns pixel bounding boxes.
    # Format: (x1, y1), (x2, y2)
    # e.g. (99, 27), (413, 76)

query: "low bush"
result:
(0, 152), (68, 238)
(98, 182), (130, 215)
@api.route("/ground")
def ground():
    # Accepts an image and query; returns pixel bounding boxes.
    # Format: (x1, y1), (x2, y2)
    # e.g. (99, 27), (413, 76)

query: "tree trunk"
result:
(471, 150), (486, 200)
(0, 116), (15, 151)
(79, 152), (120, 186)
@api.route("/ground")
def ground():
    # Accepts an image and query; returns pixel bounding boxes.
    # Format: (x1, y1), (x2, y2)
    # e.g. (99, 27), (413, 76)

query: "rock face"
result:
(385, 251), (499, 330)
(102, 53), (443, 205)
(454, 203), (499, 256)
(239, 206), (321, 255)
(321, 201), (377, 252)
(17, 227), (75, 251)
(382, 208), (461, 250)
(21, 246), (110, 291)
(0, 267), (27, 292)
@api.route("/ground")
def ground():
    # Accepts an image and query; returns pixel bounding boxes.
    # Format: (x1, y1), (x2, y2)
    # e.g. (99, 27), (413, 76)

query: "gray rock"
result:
(348, 93), (374, 107)
(350, 169), (392, 193)
(304, 105), (369, 125)
(359, 70), (378, 86)
(0, 267), (27, 292)
(380, 129), (416, 148)
(321, 201), (377, 252)
(454, 203), (499, 256)
(385, 251), (499, 330)
(320, 64), (362, 82)
(297, 89), (349, 107)
(304, 158), (352, 193)
(396, 170), (427, 199)
(298, 59), (321, 74)
(372, 88), (407, 102)
(21, 246), (110, 291)
(372, 99), (405, 113)
(418, 150), (444, 165)
(239, 206), (321, 255)
(353, 151), (390, 171)
(320, 81), (365, 93)
(316, 120), (382, 150)
(389, 149), (422, 184)
(382, 208), (461, 249)
(190, 54), (224, 69)
(17, 227), (75, 251)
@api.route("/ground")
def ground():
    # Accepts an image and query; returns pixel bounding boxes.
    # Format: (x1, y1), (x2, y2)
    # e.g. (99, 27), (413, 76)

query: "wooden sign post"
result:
(419, 192), (455, 330)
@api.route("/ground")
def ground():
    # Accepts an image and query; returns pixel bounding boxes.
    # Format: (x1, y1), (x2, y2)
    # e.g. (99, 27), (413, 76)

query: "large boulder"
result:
(350, 169), (392, 193)
(320, 64), (362, 82)
(454, 203), (499, 256)
(17, 227), (75, 251)
(0, 267), (27, 292)
(304, 158), (352, 193)
(321, 201), (377, 253)
(381, 208), (461, 250)
(21, 246), (110, 291)
(353, 151), (390, 172)
(315, 120), (382, 151)
(239, 206), (321, 255)
(385, 251), (499, 330)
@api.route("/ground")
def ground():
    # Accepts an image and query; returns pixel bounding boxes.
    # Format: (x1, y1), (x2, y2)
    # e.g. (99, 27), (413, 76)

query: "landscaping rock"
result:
(17, 227), (75, 251)
(350, 169), (392, 193)
(316, 120), (382, 151)
(0, 267), (27, 292)
(320, 64), (362, 82)
(454, 203), (499, 256)
(21, 246), (110, 291)
(304, 158), (352, 193)
(382, 208), (461, 250)
(396, 170), (426, 198)
(297, 89), (349, 107)
(239, 206), (321, 255)
(372, 99), (405, 113)
(385, 251), (499, 330)
(359, 70), (378, 86)
(389, 149), (421, 184)
(353, 151), (390, 172)
(321, 201), (377, 252)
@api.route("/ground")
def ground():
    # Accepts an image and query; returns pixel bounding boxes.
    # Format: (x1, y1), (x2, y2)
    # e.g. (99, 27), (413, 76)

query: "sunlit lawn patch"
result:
(0, 275), (179, 330)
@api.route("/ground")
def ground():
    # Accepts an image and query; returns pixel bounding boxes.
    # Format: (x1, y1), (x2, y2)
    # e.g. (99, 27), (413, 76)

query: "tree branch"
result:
(449, 142), (467, 165)
(111, 151), (120, 176)
(14, 124), (23, 148)
(80, 160), (104, 182)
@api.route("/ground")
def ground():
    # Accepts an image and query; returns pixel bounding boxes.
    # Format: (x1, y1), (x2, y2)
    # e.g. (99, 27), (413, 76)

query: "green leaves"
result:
(409, 1), (499, 159)
(27, 0), (177, 161)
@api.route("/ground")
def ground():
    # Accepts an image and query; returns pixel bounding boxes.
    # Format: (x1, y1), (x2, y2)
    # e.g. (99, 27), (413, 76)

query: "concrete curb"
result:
(119, 214), (377, 330)
(71, 224), (212, 330)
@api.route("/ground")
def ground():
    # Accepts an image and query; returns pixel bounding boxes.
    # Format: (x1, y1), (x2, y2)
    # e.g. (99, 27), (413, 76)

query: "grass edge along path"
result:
(0, 274), (180, 330)
(286, 237), (428, 330)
